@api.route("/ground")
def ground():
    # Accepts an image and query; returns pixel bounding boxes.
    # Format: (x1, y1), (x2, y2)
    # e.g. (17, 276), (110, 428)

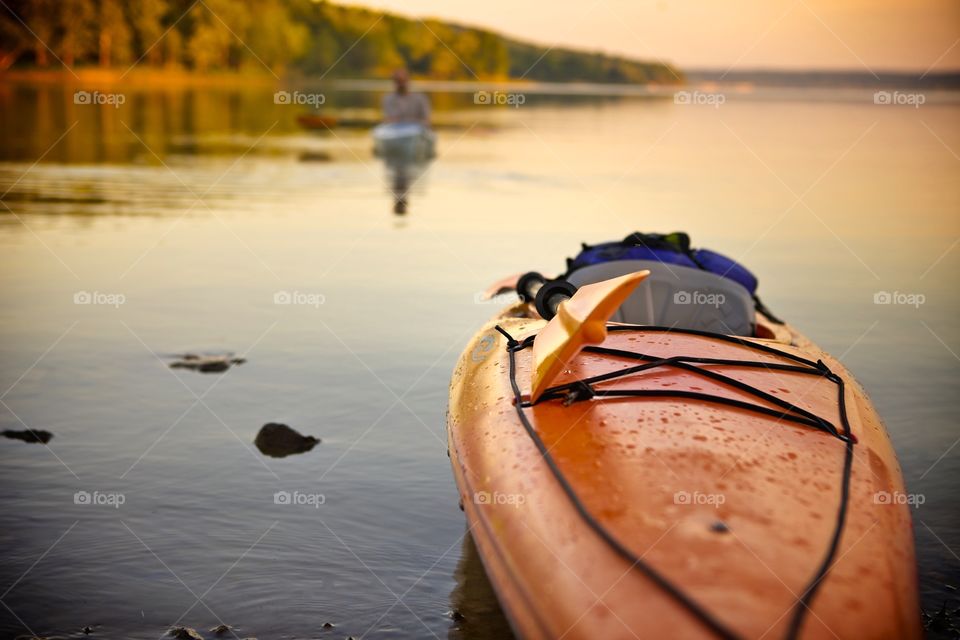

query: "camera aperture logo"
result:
(873, 291), (925, 308)
(74, 291), (126, 308)
(674, 90), (725, 108)
(74, 490), (125, 508)
(274, 90), (325, 106)
(274, 490), (326, 508)
(873, 491), (924, 508)
(473, 90), (526, 108)
(473, 490), (525, 508)
(673, 290), (726, 308)
(470, 333), (497, 363)
(873, 91), (925, 108)
(674, 490), (725, 507)
(274, 290), (325, 307)
(73, 90), (126, 108)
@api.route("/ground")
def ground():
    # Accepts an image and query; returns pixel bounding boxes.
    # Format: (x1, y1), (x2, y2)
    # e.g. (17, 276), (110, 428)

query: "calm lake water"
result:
(0, 81), (957, 639)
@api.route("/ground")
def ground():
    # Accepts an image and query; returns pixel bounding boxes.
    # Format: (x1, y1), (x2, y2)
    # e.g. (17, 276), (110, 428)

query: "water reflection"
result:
(448, 531), (516, 640)
(372, 122), (436, 215)
(386, 157), (429, 215)
(0, 82), (505, 165)
(0, 79), (958, 639)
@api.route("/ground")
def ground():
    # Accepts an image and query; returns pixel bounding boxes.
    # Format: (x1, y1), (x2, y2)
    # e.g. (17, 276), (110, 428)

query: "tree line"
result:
(0, 0), (681, 83)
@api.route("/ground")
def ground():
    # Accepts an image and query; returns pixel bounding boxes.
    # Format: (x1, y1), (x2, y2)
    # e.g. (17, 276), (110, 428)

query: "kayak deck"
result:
(447, 311), (920, 639)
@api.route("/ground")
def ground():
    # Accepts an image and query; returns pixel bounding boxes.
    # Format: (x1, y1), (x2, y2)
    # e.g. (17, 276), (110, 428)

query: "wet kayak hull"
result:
(447, 307), (921, 640)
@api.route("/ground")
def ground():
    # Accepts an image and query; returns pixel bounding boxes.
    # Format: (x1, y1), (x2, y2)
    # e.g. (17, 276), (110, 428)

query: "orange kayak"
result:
(447, 297), (921, 639)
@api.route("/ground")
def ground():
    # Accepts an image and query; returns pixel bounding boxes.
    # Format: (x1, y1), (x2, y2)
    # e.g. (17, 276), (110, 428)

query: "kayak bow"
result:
(447, 273), (920, 640)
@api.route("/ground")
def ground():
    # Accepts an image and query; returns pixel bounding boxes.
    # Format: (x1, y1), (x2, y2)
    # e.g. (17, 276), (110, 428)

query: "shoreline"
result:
(2, 69), (959, 108)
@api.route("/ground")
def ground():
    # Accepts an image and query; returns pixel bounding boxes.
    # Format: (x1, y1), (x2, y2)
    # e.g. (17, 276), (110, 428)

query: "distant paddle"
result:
(531, 271), (649, 402)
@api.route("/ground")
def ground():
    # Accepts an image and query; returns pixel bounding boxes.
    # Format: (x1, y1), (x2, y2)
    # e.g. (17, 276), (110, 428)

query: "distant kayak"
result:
(295, 114), (338, 130)
(448, 235), (921, 640)
(372, 122), (436, 161)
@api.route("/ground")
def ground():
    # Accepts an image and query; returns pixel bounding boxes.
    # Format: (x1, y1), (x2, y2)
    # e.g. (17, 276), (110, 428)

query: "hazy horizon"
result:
(353, 0), (960, 74)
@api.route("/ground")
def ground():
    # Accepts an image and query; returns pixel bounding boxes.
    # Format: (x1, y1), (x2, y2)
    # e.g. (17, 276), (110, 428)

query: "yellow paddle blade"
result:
(530, 270), (650, 402)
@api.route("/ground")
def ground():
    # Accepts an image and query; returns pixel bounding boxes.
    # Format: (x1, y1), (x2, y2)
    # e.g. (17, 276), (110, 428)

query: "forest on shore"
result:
(0, 0), (682, 84)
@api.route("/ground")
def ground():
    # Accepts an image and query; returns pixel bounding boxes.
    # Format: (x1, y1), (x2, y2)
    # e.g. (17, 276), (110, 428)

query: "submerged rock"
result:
(254, 423), (320, 458)
(169, 354), (246, 373)
(2, 429), (53, 444)
(168, 627), (203, 640)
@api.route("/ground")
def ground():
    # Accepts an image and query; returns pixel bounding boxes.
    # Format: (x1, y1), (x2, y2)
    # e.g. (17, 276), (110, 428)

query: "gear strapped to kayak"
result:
(517, 232), (785, 333)
(565, 232), (758, 294)
(493, 323), (855, 640)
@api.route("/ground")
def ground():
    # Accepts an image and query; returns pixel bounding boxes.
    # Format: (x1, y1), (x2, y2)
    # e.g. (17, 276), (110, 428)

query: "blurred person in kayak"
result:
(383, 68), (431, 125)
(382, 68), (429, 215)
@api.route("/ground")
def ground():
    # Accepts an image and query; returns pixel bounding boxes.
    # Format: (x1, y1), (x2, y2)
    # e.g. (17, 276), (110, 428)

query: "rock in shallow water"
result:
(254, 423), (320, 458)
(2, 429), (53, 444)
(169, 354), (246, 373)
(168, 627), (203, 640)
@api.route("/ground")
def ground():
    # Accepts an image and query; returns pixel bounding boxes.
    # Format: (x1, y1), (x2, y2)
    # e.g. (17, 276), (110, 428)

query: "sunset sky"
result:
(357, 0), (960, 72)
